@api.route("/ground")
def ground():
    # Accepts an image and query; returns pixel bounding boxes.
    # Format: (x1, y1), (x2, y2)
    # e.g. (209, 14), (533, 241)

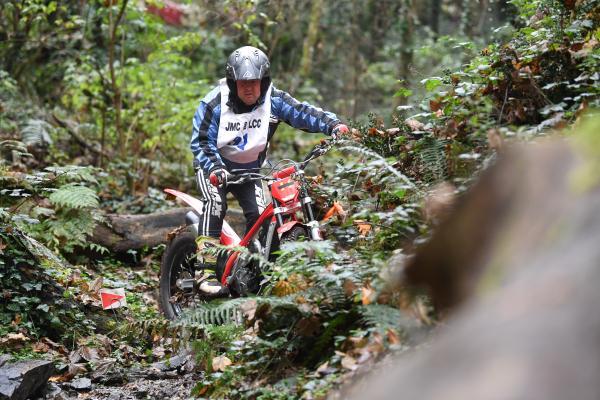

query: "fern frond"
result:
(177, 298), (247, 327)
(44, 165), (99, 184)
(20, 119), (53, 147)
(48, 184), (99, 209)
(0, 140), (32, 160)
(339, 142), (418, 190)
(360, 303), (414, 333)
(176, 296), (300, 328)
(416, 136), (448, 183)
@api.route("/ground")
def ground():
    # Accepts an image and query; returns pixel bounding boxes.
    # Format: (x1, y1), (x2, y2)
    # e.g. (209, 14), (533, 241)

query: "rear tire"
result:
(159, 230), (197, 320)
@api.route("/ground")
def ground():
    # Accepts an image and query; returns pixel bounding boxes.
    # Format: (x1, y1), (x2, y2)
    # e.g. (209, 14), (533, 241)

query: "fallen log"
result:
(91, 207), (246, 253)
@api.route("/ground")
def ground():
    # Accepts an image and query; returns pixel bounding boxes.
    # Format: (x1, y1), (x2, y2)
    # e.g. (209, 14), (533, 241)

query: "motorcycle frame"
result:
(164, 165), (321, 287)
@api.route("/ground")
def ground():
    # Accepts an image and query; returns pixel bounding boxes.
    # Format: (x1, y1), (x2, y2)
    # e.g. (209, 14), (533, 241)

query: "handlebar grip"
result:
(273, 165), (297, 179)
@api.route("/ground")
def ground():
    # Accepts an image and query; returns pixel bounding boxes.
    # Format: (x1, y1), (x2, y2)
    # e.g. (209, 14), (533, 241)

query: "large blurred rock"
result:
(344, 118), (600, 400)
(0, 359), (54, 400)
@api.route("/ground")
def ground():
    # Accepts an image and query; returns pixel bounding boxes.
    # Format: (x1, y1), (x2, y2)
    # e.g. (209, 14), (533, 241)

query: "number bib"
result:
(217, 78), (272, 164)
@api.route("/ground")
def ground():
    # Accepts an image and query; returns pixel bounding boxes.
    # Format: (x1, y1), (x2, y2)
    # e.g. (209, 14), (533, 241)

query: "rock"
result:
(0, 359), (54, 400)
(37, 382), (65, 400)
(68, 377), (91, 391)
(0, 355), (11, 368)
(150, 349), (192, 372)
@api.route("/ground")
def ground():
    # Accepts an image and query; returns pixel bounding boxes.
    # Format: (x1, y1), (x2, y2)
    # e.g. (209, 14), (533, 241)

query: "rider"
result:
(190, 45), (349, 294)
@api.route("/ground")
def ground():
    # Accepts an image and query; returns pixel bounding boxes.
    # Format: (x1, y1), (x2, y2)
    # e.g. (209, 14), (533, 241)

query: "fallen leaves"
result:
(342, 279), (357, 297)
(340, 354), (357, 371)
(386, 328), (401, 345)
(405, 118), (425, 132)
(272, 274), (309, 297)
(0, 332), (30, 349)
(322, 201), (347, 222)
(212, 355), (232, 372)
(361, 284), (375, 305)
(353, 220), (372, 237)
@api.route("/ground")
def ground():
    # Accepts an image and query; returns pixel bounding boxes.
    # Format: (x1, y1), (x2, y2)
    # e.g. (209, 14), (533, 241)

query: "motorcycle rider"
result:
(191, 45), (349, 295)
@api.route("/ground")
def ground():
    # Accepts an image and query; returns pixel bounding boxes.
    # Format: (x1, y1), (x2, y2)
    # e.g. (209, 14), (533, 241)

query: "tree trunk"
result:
(107, 0), (128, 158)
(394, 0), (415, 110)
(459, 0), (473, 37)
(430, 0), (441, 38)
(91, 208), (246, 253)
(299, 0), (324, 79)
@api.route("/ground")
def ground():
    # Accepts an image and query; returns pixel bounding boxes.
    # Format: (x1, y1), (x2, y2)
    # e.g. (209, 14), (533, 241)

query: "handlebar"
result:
(217, 137), (339, 187)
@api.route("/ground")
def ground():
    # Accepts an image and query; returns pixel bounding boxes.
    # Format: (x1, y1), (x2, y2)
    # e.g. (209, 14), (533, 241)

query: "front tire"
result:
(159, 230), (197, 320)
(280, 225), (309, 243)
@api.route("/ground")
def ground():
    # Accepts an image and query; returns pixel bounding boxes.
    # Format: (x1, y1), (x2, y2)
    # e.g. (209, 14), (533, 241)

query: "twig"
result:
(498, 84), (509, 124)
(51, 113), (110, 158)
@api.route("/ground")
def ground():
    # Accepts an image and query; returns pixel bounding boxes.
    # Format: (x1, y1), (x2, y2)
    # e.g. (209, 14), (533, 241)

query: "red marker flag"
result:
(100, 288), (127, 310)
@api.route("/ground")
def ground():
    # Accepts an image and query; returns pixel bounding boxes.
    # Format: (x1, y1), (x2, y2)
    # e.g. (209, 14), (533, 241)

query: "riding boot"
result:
(196, 236), (229, 297)
(196, 236), (220, 268)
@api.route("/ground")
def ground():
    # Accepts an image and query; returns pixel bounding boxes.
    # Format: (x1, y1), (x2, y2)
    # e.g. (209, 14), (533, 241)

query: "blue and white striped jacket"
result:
(190, 83), (340, 174)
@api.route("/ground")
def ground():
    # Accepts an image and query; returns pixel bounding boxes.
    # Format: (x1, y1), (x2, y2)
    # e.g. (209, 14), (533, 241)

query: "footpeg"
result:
(198, 280), (229, 297)
(176, 278), (195, 291)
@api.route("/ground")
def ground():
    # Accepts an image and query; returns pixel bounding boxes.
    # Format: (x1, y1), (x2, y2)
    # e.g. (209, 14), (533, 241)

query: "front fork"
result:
(268, 172), (322, 243)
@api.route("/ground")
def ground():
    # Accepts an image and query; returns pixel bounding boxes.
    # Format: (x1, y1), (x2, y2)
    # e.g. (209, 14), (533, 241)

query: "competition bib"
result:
(217, 78), (271, 164)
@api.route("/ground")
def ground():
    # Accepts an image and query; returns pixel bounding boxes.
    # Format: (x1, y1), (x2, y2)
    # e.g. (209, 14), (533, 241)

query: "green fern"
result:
(178, 298), (246, 326)
(177, 296), (301, 327)
(20, 119), (53, 147)
(48, 184), (99, 209)
(44, 165), (99, 184)
(360, 303), (415, 334)
(416, 136), (448, 183)
(0, 140), (32, 162)
(339, 142), (417, 189)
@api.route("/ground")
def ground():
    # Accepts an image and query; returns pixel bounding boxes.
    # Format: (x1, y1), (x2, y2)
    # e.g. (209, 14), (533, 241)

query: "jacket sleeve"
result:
(270, 87), (340, 135)
(190, 90), (224, 174)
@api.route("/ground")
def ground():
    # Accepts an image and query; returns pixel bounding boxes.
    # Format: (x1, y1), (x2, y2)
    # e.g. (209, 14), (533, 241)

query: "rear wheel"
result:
(159, 230), (198, 320)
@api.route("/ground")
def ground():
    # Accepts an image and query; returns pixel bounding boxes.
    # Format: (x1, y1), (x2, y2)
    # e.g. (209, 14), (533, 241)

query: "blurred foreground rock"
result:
(344, 118), (600, 400)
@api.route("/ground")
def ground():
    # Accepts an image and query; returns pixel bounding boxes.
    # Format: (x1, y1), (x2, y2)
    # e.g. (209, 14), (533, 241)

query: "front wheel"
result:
(280, 225), (309, 243)
(159, 229), (198, 320)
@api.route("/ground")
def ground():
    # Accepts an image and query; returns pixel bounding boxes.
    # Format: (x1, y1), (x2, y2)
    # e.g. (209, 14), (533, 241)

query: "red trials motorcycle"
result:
(159, 139), (336, 319)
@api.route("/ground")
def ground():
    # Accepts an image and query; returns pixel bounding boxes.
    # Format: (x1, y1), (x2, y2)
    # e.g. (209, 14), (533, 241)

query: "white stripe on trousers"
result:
(195, 169), (221, 237)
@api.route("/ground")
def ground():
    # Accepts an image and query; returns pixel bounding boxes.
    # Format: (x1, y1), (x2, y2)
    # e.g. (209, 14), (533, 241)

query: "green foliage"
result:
(414, 136), (449, 183)
(179, 298), (247, 327)
(0, 0), (596, 396)
(49, 184), (100, 209)
(1, 165), (103, 254)
(20, 119), (53, 147)
(0, 226), (95, 342)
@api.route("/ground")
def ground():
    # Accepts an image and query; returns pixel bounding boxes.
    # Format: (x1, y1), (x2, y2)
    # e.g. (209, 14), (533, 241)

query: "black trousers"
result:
(195, 169), (265, 238)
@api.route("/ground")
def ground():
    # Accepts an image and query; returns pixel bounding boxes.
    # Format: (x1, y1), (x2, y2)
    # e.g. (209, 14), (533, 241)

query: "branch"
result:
(51, 113), (111, 158)
(110, 0), (128, 44)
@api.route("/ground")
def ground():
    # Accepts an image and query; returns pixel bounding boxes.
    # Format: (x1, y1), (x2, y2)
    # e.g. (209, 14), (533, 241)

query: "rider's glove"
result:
(331, 124), (349, 140)
(209, 168), (229, 188)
